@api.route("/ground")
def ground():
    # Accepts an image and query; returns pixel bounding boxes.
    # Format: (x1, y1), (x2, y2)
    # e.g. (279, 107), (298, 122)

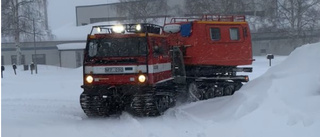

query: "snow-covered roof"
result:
(56, 43), (86, 50)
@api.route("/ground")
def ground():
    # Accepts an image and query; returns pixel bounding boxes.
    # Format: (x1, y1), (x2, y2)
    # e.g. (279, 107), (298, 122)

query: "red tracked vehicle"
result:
(80, 15), (253, 117)
(163, 15), (253, 101)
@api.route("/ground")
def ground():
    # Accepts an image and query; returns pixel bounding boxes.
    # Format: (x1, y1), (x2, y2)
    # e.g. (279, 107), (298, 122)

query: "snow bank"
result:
(177, 42), (320, 136)
(239, 42), (320, 121)
(56, 43), (86, 50)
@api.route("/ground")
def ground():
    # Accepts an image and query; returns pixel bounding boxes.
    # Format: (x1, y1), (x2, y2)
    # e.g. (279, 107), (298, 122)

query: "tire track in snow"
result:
(2, 98), (84, 121)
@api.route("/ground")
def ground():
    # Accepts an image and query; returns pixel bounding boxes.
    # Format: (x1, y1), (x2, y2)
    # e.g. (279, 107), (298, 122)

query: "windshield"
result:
(87, 37), (147, 57)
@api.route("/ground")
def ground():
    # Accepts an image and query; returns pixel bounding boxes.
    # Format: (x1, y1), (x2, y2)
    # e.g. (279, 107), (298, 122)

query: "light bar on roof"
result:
(89, 23), (162, 35)
(136, 24), (142, 31)
(112, 25), (125, 33)
(97, 27), (101, 33)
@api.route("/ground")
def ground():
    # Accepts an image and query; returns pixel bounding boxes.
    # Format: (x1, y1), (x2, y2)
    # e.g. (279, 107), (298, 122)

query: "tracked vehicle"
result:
(80, 15), (253, 117)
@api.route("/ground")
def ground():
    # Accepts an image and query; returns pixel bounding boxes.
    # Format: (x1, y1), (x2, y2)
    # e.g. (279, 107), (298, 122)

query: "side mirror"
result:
(153, 46), (160, 54)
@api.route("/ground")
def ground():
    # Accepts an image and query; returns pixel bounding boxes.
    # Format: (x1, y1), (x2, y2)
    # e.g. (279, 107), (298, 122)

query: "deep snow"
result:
(2, 42), (320, 137)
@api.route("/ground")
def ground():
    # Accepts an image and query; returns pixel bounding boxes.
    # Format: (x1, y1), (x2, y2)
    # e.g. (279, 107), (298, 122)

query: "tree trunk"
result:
(14, 0), (22, 65)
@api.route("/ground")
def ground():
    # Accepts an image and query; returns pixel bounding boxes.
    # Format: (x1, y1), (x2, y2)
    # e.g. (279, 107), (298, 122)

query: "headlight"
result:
(112, 25), (125, 33)
(86, 75), (94, 84)
(138, 74), (146, 83)
(136, 24), (142, 31)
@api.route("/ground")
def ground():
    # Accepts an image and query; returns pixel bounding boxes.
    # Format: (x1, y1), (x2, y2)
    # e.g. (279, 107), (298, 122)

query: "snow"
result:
(2, 42), (320, 137)
(56, 43), (86, 50)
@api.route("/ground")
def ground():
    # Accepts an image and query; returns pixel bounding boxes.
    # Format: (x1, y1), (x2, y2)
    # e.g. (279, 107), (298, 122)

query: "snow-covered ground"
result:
(2, 42), (320, 137)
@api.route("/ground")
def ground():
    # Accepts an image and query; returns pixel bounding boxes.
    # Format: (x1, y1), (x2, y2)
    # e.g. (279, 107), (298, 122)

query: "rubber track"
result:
(80, 94), (120, 117)
(129, 91), (176, 117)
(129, 93), (161, 116)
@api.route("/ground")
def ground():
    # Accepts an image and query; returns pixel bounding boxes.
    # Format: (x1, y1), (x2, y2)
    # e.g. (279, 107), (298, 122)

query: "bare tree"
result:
(184, 0), (215, 15)
(258, 0), (320, 33)
(184, 0), (252, 16)
(1, 0), (51, 65)
(116, 0), (169, 23)
(276, 0), (320, 34)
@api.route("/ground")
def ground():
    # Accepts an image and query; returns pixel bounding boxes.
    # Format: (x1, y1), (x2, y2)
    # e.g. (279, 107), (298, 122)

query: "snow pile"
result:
(176, 42), (320, 136)
(2, 42), (320, 137)
(56, 43), (86, 50)
(239, 42), (320, 123)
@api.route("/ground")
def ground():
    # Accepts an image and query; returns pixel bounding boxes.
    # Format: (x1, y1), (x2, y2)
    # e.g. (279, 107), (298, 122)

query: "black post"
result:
(1, 66), (5, 78)
(30, 62), (35, 75)
(266, 54), (274, 67)
(33, 19), (38, 74)
(269, 59), (271, 66)
(12, 64), (17, 75)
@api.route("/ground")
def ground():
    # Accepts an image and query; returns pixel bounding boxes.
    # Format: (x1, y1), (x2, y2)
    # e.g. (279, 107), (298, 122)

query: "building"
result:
(76, 0), (172, 26)
(2, 0), (319, 68)
(56, 43), (86, 68)
(75, 0), (268, 27)
(2, 29), (318, 68)
(1, 40), (85, 68)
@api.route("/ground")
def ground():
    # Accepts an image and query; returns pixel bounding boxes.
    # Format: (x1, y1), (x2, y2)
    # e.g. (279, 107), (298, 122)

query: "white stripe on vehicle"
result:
(85, 63), (172, 74)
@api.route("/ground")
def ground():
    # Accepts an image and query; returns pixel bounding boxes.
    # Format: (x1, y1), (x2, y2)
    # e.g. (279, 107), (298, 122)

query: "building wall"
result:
(59, 50), (84, 68)
(76, 0), (181, 26)
(76, 4), (120, 26)
(251, 30), (320, 55)
(1, 32), (319, 68)
(61, 51), (76, 68)
(1, 43), (59, 66)
(1, 40), (85, 67)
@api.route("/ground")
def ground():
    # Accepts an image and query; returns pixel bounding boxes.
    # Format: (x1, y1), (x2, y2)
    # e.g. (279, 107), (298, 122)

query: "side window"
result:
(210, 28), (221, 41)
(88, 41), (98, 57)
(230, 28), (240, 40)
(161, 39), (169, 56)
(244, 27), (248, 37)
(152, 38), (167, 57)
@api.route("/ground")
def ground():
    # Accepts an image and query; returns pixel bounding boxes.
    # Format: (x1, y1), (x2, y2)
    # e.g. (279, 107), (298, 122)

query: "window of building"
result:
(230, 28), (240, 40)
(11, 55), (25, 64)
(76, 51), (82, 67)
(21, 55), (25, 65)
(1, 56), (4, 65)
(32, 54), (46, 64)
(11, 55), (16, 64)
(210, 28), (221, 41)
